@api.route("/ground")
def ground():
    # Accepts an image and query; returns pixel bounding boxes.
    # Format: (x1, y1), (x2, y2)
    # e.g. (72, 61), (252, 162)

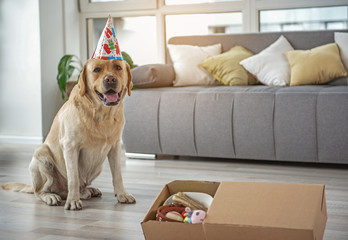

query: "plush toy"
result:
(183, 207), (206, 224)
(181, 207), (191, 219)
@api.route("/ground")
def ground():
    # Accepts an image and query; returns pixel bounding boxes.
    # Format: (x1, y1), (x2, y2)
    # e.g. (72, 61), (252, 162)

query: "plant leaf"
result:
(57, 55), (78, 101)
(122, 51), (138, 69)
(57, 55), (74, 75)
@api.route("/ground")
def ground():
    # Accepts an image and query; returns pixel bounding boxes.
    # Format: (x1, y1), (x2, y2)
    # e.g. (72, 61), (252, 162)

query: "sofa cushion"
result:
(240, 35), (294, 86)
(285, 43), (347, 86)
(317, 87), (348, 163)
(199, 45), (258, 86)
(168, 43), (222, 87)
(131, 64), (174, 88)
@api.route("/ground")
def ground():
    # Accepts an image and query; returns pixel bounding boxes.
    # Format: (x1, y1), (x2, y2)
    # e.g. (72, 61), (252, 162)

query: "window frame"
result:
(79, 0), (157, 12)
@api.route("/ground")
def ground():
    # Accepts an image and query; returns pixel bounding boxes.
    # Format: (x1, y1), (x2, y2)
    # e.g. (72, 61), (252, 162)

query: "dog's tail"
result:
(1, 182), (34, 194)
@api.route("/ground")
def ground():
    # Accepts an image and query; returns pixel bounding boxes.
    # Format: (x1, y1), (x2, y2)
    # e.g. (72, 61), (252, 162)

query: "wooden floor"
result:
(0, 143), (348, 240)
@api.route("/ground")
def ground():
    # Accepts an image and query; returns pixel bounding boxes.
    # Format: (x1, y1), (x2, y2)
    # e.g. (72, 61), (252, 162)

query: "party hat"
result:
(92, 15), (123, 60)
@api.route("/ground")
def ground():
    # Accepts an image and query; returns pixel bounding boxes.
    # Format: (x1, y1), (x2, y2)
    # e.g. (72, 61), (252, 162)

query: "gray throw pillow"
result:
(327, 77), (348, 86)
(131, 64), (175, 88)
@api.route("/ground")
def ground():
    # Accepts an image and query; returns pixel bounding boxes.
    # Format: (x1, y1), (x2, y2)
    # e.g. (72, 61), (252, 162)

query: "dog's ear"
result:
(78, 63), (88, 97)
(126, 62), (133, 96)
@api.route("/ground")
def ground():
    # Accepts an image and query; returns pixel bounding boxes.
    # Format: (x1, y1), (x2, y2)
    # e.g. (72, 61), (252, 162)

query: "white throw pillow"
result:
(168, 43), (222, 86)
(335, 32), (348, 71)
(240, 35), (294, 86)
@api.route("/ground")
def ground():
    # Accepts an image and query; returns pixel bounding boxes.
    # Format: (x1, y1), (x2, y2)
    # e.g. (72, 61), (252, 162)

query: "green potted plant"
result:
(57, 55), (83, 101)
(57, 52), (137, 101)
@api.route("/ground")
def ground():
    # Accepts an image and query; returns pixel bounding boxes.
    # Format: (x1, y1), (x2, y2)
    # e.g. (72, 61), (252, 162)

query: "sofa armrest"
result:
(131, 64), (174, 88)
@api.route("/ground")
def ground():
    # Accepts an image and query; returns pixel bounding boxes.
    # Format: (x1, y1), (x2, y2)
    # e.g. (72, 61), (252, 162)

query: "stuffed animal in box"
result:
(183, 207), (206, 224)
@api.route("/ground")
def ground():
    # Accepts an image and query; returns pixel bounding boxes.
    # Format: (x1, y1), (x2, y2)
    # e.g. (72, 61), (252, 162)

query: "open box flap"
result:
(167, 180), (220, 196)
(142, 182), (171, 223)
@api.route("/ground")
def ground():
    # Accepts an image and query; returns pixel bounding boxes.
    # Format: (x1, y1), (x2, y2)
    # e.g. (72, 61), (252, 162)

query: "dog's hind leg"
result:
(29, 144), (63, 206)
(80, 187), (102, 200)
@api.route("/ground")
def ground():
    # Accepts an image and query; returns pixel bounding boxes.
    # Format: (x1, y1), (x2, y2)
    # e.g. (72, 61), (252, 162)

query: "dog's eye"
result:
(115, 65), (122, 71)
(93, 67), (102, 73)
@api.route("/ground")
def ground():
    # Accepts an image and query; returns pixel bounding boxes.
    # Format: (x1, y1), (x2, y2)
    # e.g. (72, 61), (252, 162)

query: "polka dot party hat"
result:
(92, 15), (123, 60)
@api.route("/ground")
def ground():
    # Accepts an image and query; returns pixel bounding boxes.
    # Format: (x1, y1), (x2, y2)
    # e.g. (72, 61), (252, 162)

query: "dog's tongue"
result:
(103, 92), (118, 103)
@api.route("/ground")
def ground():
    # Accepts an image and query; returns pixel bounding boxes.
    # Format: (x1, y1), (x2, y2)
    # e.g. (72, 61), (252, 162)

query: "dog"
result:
(2, 59), (135, 210)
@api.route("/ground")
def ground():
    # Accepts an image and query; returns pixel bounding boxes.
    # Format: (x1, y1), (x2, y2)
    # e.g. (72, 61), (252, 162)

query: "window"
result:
(260, 6), (348, 32)
(79, 0), (348, 63)
(89, 16), (157, 65)
(166, 12), (242, 41)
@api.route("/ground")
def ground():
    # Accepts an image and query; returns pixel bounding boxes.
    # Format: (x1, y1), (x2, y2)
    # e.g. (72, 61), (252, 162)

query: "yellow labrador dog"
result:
(2, 59), (135, 210)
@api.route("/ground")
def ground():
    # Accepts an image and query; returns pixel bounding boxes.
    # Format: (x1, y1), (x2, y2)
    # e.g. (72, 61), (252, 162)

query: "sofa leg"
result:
(125, 152), (157, 159)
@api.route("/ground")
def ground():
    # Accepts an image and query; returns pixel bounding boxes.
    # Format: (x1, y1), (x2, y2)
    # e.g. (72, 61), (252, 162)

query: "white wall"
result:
(0, 0), (80, 144)
(63, 0), (81, 56)
(0, 0), (42, 143)
(39, 0), (66, 140)
(40, 0), (81, 140)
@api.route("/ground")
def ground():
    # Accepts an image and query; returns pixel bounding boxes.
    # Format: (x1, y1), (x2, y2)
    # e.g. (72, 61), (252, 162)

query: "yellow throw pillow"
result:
(200, 45), (257, 86)
(285, 43), (347, 86)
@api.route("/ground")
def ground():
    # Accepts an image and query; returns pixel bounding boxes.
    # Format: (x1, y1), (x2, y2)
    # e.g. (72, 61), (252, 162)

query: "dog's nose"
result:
(104, 75), (117, 84)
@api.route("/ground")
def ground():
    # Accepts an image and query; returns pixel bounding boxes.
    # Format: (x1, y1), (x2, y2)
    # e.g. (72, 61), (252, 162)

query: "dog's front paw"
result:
(116, 192), (136, 204)
(64, 199), (83, 210)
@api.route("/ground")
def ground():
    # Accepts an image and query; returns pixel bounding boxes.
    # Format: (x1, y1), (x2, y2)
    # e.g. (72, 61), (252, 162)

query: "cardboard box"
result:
(141, 180), (327, 240)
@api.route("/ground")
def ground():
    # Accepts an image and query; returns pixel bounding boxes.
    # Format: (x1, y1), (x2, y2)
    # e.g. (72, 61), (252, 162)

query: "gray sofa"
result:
(123, 30), (348, 164)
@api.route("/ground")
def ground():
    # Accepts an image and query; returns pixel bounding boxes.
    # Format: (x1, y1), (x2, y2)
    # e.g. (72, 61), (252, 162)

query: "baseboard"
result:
(125, 152), (157, 159)
(0, 135), (43, 145)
